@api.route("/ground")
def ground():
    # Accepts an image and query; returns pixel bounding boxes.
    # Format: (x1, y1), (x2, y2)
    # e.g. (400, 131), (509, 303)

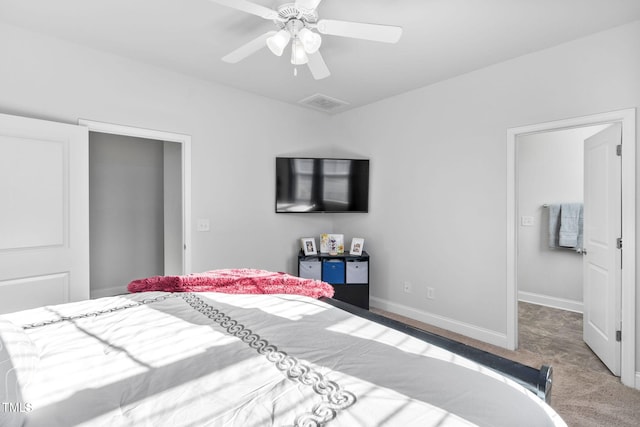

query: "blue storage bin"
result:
(322, 259), (345, 284)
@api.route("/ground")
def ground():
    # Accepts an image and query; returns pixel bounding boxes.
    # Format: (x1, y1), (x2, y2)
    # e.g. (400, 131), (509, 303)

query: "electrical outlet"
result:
(196, 218), (210, 232)
(426, 287), (435, 299)
(403, 281), (412, 293)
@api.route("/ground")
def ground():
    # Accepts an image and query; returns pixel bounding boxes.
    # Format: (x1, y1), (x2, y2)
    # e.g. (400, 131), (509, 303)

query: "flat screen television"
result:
(275, 157), (369, 213)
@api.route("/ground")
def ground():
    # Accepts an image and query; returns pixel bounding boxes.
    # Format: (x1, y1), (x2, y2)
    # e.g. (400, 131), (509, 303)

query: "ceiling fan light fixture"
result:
(217, 0), (404, 80)
(290, 38), (308, 65)
(266, 29), (291, 56)
(298, 27), (322, 54)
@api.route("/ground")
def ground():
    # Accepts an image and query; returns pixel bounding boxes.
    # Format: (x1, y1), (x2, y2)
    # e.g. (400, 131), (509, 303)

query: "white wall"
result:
(2, 19), (640, 361)
(516, 126), (607, 311)
(0, 23), (335, 277)
(164, 140), (183, 276)
(331, 21), (640, 348)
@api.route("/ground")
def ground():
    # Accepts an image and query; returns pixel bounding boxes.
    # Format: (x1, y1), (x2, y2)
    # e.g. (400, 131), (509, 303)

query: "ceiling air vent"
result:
(298, 93), (350, 113)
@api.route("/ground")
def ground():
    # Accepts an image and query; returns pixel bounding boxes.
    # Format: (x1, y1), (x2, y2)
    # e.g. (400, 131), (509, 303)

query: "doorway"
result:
(515, 124), (613, 372)
(79, 119), (192, 298)
(506, 108), (636, 387)
(516, 125), (607, 311)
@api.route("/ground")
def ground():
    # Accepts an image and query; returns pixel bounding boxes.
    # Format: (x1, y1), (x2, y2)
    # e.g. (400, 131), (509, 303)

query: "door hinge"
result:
(617, 238), (623, 249)
(616, 144), (622, 156)
(616, 330), (622, 342)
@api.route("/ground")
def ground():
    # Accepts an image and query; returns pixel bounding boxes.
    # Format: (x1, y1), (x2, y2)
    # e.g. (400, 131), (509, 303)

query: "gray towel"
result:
(576, 205), (584, 252)
(548, 204), (561, 248)
(559, 203), (583, 250)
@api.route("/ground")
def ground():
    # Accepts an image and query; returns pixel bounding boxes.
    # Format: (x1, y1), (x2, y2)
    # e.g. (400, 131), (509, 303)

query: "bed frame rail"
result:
(320, 297), (553, 404)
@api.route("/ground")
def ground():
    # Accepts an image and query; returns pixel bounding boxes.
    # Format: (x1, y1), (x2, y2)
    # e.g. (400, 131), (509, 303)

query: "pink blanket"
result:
(127, 269), (334, 299)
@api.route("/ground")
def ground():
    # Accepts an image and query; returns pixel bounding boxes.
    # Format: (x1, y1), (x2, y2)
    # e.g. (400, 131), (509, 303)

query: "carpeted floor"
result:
(371, 302), (640, 426)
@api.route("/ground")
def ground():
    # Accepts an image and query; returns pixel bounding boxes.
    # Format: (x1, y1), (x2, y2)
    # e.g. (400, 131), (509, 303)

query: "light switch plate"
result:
(521, 216), (534, 226)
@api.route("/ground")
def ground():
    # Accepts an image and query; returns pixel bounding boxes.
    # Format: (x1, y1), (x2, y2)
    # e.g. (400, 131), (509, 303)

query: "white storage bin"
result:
(346, 260), (368, 284)
(299, 259), (322, 280)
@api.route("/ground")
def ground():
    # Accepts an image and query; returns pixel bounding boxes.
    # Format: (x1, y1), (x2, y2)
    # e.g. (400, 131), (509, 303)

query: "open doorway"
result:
(515, 125), (611, 376)
(506, 108), (636, 387)
(516, 125), (607, 311)
(79, 119), (192, 298)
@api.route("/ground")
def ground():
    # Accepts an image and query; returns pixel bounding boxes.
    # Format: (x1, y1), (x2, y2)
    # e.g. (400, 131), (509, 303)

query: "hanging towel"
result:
(575, 205), (584, 253)
(548, 204), (561, 248)
(559, 203), (583, 250)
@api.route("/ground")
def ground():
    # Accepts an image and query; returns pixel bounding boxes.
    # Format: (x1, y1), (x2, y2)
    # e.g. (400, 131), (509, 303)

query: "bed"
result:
(1, 269), (565, 427)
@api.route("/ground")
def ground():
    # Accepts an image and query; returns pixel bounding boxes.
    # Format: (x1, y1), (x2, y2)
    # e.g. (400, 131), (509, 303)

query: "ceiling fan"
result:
(209, 0), (403, 80)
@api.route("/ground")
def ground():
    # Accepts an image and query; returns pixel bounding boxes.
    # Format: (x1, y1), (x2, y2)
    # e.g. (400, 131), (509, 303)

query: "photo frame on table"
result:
(301, 237), (317, 255)
(350, 238), (365, 255)
(320, 233), (329, 253)
(328, 234), (344, 255)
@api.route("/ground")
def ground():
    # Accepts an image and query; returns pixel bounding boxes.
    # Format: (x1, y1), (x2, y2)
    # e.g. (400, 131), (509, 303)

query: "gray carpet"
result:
(371, 302), (640, 426)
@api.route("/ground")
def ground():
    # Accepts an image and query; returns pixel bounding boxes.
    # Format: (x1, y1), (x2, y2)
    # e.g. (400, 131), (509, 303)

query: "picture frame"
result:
(350, 238), (365, 255)
(328, 234), (344, 255)
(320, 233), (330, 253)
(301, 237), (317, 255)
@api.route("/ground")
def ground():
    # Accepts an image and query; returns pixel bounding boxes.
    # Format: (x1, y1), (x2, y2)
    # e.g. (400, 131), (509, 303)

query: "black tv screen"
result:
(275, 157), (369, 213)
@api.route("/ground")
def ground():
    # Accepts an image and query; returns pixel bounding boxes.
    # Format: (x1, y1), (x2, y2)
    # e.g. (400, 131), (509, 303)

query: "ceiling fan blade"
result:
(295, 0), (323, 11)
(316, 19), (402, 43)
(222, 31), (277, 63)
(207, 0), (279, 20)
(307, 51), (331, 80)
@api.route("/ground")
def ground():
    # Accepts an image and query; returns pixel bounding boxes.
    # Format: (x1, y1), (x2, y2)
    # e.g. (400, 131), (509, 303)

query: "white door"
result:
(583, 123), (622, 375)
(0, 113), (89, 314)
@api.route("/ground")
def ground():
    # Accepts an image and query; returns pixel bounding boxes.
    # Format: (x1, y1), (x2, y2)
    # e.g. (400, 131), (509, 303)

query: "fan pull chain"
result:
(294, 67), (298, 77)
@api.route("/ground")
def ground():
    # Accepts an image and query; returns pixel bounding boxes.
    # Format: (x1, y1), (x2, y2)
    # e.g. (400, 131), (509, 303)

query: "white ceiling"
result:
(2, 0), (640, 113)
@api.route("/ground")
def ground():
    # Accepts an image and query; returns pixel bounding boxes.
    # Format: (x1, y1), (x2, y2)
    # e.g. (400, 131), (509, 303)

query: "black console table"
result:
(297, 250), (369, 309)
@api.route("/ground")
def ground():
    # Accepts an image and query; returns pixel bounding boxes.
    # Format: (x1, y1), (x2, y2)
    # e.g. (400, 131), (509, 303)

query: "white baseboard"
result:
(635, 372), (640, 390)
(518, 291), (583, 313)
(369, 296), (509, 348)
(90, 286), (128, 299)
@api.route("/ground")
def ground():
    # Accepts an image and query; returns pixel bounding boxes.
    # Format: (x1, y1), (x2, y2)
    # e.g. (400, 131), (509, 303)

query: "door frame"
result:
(78, 119), (192, 276)
(506, 108), (636, 387)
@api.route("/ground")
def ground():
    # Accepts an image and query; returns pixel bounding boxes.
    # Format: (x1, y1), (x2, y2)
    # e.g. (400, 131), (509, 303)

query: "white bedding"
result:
(0, 292), (566, 427)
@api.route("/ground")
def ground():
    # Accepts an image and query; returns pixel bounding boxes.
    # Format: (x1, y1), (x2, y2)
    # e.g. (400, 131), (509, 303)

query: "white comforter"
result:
(0, 292), (566, 427)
